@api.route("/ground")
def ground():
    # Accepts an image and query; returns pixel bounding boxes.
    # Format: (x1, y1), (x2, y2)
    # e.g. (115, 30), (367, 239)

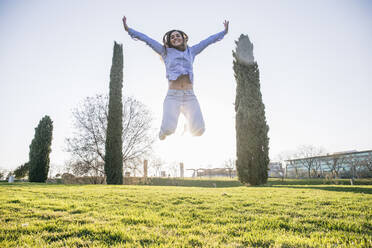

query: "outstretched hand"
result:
(122, 16), (129, 31)
(224, 20), (229, 33)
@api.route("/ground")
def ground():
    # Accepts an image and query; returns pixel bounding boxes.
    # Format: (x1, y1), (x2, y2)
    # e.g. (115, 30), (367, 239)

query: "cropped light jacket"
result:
(127, 27), (227, 84)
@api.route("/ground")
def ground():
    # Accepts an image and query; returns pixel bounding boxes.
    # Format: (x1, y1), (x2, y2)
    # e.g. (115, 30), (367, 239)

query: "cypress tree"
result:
(233, 35), (270, 186)
(105, 42), (124, 184)
(28, 115), (53, 182)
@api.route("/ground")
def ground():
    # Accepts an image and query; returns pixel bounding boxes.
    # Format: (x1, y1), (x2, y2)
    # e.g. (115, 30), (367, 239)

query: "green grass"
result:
(0, 181), (371, 247)
(143, 178), (372, 187)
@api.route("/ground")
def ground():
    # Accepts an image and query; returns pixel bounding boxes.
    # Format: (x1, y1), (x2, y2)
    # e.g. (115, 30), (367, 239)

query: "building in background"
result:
(285, 150), (372, 178)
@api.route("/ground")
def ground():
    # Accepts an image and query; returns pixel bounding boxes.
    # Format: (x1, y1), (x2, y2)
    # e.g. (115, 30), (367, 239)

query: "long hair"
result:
(162, 30), (188, 56)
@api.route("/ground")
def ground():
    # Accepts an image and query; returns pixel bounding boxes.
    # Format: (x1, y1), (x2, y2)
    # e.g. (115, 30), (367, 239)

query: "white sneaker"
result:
(159, 132), (166, 140)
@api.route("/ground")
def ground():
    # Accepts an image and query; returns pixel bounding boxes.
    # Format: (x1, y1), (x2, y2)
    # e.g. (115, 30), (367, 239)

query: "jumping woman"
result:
(122, 16), (229, 140)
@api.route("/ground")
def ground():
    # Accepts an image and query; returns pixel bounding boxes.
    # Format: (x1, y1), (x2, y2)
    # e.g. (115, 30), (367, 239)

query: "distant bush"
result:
(61, 173), (105, 184)
(14, 163), (29, 179)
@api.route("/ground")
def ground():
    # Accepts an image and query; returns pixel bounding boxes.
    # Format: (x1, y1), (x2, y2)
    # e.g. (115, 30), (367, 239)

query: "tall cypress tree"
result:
(28, 115), (53, 182)
(233, 35), (270, 186)
(105, 41), (124, 184)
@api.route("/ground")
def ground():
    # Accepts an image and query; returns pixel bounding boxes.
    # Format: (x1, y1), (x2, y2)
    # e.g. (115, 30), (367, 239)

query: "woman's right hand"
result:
(122, 16), (129, 31)
(223, 20), (229, 34)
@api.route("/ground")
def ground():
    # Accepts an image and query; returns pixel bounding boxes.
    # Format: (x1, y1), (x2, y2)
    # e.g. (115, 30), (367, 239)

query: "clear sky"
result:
(1, 0), (371, 174)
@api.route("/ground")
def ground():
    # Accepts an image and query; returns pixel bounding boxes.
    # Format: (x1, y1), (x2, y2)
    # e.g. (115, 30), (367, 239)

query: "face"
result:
(170, 31), (184, 47)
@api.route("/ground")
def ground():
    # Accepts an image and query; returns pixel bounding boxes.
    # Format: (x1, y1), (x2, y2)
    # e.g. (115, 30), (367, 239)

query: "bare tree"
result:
(295, 145), (326, 178)
(0, 168), (6, 180)
(344, 154), (360, 179)
(223, 158), (235, 178)
(125, 158), (144, 177)
(223, 158), (235, 169)
(66, 160), (103, 177)
(150, 157), (165, 177)
(66, 94), (154, 179)
(66, 160), (105, 184)
(167, 162), (179, 177)
(345, 152), (372, 179)
(366, 153), (372, 172)
(324, 154), (348, 179)
(313, 157), (324, 177)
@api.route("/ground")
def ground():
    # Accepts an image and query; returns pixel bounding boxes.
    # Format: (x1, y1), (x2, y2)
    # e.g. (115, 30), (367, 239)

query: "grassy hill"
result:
(0, 181), (371, 247)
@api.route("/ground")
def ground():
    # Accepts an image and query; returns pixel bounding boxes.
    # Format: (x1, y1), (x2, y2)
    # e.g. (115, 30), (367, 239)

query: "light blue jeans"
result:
(159, 89), (205, 138)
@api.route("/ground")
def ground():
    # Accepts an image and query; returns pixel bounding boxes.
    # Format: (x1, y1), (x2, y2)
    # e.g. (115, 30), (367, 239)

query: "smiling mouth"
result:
(173, 40), (182, 46)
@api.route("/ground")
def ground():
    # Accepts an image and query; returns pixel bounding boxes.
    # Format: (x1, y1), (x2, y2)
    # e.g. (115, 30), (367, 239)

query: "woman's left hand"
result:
(224, 20), (229, 33)
(122, 16), (129, 31)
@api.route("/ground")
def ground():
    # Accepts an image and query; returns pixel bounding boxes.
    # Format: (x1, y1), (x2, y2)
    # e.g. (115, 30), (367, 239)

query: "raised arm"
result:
(190, 20), (229, 56)
(122, 16), (164, 56)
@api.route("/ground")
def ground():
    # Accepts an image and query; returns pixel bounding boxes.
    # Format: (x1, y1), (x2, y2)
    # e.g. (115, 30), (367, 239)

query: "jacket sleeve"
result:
(190, 30), (227, 56)
(127, 28), (165, 55)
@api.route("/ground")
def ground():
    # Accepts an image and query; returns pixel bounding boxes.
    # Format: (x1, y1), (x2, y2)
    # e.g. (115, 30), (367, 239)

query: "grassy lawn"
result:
(0, 181), (371, 247)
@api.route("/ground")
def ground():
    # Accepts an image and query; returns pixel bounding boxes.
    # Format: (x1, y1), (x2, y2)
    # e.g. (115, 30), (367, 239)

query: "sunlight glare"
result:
(156, 114), (206, 169)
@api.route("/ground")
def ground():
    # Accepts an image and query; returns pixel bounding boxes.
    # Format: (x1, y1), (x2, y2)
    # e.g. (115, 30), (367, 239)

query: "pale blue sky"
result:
(1, 0), (371, 173)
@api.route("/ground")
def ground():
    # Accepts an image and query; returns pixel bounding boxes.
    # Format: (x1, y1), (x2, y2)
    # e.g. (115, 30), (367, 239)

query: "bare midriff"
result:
(169, 74), (193, 90)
